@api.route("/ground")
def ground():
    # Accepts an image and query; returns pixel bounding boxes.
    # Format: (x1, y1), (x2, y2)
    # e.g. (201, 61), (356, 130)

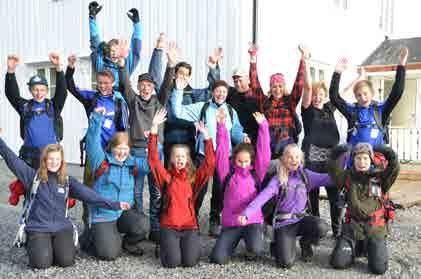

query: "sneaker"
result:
(149, 230), (160, 244)
(208, 221), (221, 237)
(300, 239), (314, 262)
(123, 241), (144, 256)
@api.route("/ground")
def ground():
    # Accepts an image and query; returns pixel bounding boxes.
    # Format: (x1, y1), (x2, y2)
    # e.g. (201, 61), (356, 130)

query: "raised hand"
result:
(94, 106), (106, 115)
(67, 54), (77, 69)
(252, 112), (266, 124)
(238, 215), (248, 226)
(248, 43), (258, 63)
(120, 202), (131, 210)
(175, 76), (188, 90)
(243, 135), (251, 144)
(357, 66), (366, 78)
(167, 41), (178, 67)
(88, 1), (102, 19)
(7, 54), (20, 73)
(208, 47), (223, 68)
(49, 52), (62, 71)
(298, 44), (311, 61)
(196, 121), (210, 139)
(399, 47), (409, 66)
(216, 107), (226, 124)
(127, 8), (140, 23)
(335, 58), (348, 74)
(155, 32), (167, 49)
(119, 40), (130, 59)
(152, 108), (167, 128)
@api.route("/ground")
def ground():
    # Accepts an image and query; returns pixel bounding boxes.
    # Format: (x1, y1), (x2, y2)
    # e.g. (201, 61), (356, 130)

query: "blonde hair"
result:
(353, 80), (374, 95)
(277, 144), (304, 186)
(38, 144), (67, 185)
(312, 81), (328, 97)
(106, 132), (131, 152)
(169, 144), (196, 185)
(267, 84), (289, 98)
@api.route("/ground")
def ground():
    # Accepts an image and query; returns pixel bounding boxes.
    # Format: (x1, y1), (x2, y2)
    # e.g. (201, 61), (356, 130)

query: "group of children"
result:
(0, 1), (409, 275)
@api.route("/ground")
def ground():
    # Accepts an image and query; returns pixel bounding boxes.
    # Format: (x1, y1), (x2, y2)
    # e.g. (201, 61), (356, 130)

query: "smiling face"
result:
(175, 66), (191, 81)
(137, 80), (155, 101)
(171, 146), (189, 170)
(212, 85), (228, 104)
(282, 146), (302, 171)
(45, 151), (62, 173)
(108, 44), (120, 62)
(97, 74), (114, 96)
(312, 88), (327, 108)
(112, 143), (130, 162)
(31, 84), (48, 102)
(354, 81), (375, 107)
(233, 76), (249, 93)
(234, 151), (252, 168)
(270, 82), (286, 99)
(354, 153), (371, 172)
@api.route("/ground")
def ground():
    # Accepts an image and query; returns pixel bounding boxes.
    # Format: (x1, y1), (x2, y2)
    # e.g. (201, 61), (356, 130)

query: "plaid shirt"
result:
(249, 59), (305, 144)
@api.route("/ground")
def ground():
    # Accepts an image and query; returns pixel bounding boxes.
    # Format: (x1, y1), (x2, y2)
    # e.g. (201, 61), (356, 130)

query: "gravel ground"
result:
(0, 160), (420, 279)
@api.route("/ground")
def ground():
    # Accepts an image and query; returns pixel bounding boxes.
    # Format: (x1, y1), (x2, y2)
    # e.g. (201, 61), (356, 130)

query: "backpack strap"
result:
(88, 92), (101, 115)
(249, 169), (261, 192)
(94, 159), (110, 181)
(114, 98), (123, 131)
(199, 101), (211, 123)
(63, 176), (71, 218)
(372, 103), (384, 133)
(221, 168), (235, 194)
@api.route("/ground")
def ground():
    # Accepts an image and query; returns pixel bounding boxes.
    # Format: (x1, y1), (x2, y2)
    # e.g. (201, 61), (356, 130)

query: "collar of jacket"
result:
(137, 94), (159, 109)
(233, 165), (253, 177)
(169, 163), (190, 180)
(104, 152), (136, 167)
(288, 165), (304, 179)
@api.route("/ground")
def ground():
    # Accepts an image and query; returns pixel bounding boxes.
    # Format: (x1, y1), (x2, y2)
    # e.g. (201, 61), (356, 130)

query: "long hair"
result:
(106, 132), (131, 153)
(231, 143), (255, 165)
(169, 144), (196, 185)
(277, 144), (304, 186)
(38, 144), (67, 185)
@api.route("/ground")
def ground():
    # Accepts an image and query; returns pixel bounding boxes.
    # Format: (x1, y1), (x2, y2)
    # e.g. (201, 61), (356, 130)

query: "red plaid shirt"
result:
(249, 59), (305, 143)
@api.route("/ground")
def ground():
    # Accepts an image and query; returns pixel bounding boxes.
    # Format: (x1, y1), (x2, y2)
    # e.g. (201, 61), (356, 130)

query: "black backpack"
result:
(347, 101), (390, 144)
(20, 99), (63, 142)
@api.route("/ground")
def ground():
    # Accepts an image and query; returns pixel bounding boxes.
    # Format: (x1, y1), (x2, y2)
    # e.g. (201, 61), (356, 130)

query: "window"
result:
(310, 67), (316, 81)
(91, 64), (97, 90)
(36, 67), (57, 98)
(318, 69), (325, 81)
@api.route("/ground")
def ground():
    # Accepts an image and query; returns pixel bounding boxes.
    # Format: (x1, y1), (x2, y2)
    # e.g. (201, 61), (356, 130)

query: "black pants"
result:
(90, 210), (147, 261)
(273, 216), (329, 268)
(160, 228), (201, 268)
(330, 235), (389, 275)
(210, 224), (264, 264)
(26, 228), (75, 269)
(195, 155), (223, 223)
(308, 186), (340, 234)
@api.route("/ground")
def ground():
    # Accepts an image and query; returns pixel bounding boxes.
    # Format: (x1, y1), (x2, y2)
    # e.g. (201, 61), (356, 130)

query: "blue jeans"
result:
(131, 145), (164, 232)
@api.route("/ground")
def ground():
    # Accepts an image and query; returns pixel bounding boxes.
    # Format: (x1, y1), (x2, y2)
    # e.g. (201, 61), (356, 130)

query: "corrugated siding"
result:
(0, 0), (253, 164)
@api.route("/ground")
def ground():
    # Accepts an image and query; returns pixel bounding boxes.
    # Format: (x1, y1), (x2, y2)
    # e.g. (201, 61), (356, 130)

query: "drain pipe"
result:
(252, 0), (258, 44)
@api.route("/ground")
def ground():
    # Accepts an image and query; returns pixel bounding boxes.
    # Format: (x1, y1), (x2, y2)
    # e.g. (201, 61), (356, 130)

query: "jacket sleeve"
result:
(125, 22), (142, 75)
(65, 67), (90, 107)
(89, 18), (104, 73)
(249, 61), (267, 111)
(170, 88), (203, 122)
(289, 59), (305, 110)
(68, 176), (121, 210)
(382, 65), (406, 123)
(158, 64), (175, 106)
(329, 72), (351, 119)
(207, 65), (220, 91)
(148, 48), (164, 91)
(193, 139), (216, 197)
(118, 66), (136, 104)
(254, 120), (271, 182)
(85, 112), (106, 173)
(243, 176), (278, 219)
(216, 123), (230, 184)
(305, 169), (334, 191)
(230, 110), (245, 145)
(327, 144), (350, 188)
(374, 145), (400, 193)
(0, 137), (36, 191)
(148, 134), (171, 193)
(51, 70), (67, 114)
(5, 73), (27, 113)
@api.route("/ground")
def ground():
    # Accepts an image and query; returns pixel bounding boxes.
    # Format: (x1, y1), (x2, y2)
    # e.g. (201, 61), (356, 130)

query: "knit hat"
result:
(352, 143), (374, 160)
(27, 75), (48, 88)
(269, 73), (285, 87)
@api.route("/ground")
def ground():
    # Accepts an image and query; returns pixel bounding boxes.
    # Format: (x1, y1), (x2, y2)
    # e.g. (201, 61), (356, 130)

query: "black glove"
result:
(89, 1), (102, 19)
(127, 8), (140, 23)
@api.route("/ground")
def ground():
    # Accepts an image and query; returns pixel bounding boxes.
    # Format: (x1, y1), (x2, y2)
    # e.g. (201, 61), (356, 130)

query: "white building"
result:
(0, 0), (395, 164)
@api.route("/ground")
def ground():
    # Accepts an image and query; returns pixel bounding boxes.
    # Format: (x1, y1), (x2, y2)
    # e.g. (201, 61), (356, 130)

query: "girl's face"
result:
(270, 82), (286, 99)
(312, 88), (326, 108)
(354, 85), (374, 107)
(234, 151), (251, 168)
(354, 153), (371, 172)
(212, 86), (228, 105)
(171, 147), (188, 170)
(112, 143), (130, 162)
(46, 151), (62, 173)
(283, 148), (301, 171)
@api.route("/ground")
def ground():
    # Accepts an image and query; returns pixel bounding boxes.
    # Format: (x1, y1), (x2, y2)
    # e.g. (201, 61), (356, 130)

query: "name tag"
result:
(370, 128), (379, 139)
(57, 187), (65, 194)
(103, 119), (113, 129)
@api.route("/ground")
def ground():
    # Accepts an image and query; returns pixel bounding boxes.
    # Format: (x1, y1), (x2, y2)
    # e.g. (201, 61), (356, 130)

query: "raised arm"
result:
(301, 48), (313, 109)
(65, 55), (91, 108)
(85, 110), (107, 173)
(157, 41), (177, 106)
(215, 109), (231, 184)
(341, 66), (365, 97)
(329, 58), (352, 119)
(373, 145), (400, 193)
(229, 110), (245, 145)
(382, 47), (408, 122)
(125, 8), (142, 75)
(5, 55), (27, 113)
(49, 53), (67, 114)
(169, 82), (203, 122)
(248, 44), (266, 111)
(148, 33), (166, 91)
(253, 113), (271, 182)
(88, 1), (104, 73)
(327, 144), (350, 188)
(289, 45), (311, 110)
(0, 134), (36, 190)
(242, 176), (279, 220)
(117, 57), (136, 104)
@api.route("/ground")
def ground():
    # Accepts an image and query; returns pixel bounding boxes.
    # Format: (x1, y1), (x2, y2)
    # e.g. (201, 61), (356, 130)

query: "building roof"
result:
(362, 37), (421, 66)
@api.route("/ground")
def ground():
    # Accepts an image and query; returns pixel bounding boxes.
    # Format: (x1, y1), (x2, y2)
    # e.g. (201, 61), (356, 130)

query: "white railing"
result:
(389, 128), (421, 162)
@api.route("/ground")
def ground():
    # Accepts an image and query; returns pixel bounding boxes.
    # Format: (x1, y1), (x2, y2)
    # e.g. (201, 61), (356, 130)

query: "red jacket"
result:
(148, 134), (215, 230)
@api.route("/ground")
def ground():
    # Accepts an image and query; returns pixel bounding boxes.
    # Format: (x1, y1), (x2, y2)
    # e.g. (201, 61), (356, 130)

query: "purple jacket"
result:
(243, 166), (332, 229)
(216, 120), (270, 227)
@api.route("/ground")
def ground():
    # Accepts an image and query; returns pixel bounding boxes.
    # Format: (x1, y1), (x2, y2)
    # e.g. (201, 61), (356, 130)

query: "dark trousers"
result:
(160, 228), (201, 268)
(308, 186), (340, 234)
(273, 216), (329, 268)
(82, 158), (94, 227)
(330, 235), (389, 275)
(210, 224), (264, 264)
(90, 210), (147, 261)
(195, 155), (223, 223)
(26, 228), (75, 269)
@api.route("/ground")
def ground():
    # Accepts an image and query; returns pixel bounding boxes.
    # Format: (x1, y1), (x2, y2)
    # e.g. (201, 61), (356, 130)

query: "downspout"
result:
(252, 0), (258, 44)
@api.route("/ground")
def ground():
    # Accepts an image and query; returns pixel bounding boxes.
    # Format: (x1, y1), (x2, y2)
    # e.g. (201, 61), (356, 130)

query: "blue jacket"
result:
(0, 137), (121, 233)
(170, 88), (245, 155)
(86, 112), (149, 223)
(89, 18), (142, 86)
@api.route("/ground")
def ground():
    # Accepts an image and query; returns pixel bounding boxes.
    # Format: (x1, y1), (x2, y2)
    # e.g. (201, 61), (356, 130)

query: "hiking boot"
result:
(208, 221), (221, 237)
(300, 239), (314, 262)
(149, 230), (160, 244)
(123, 241), (144, 256)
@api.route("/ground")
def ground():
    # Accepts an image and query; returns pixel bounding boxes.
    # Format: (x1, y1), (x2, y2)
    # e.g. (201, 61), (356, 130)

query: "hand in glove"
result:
(89, 1), (102, 19)
(127, 8), (140, 23)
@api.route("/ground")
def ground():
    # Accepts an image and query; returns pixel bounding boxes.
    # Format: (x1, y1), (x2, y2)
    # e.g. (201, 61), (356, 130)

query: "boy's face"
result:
(354, 85), (374, 107)
(175, 67), (191, 82)
(108, 44), (120, 62)
(31, 85), (48, 102)
(354, 153), (371, 172)
(97, 75), (114, 96)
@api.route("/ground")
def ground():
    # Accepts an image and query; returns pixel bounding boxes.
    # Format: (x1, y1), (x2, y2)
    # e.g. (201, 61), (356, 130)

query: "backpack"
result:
(261, 167), (310, 225)
(262, 96), (302, 144)
(13, 175), (78, 248)
(199, 101), (234, 124)
(347, 101), (390, 144)
(20, 99), (63, 141)
(94, 159), (138, 181)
